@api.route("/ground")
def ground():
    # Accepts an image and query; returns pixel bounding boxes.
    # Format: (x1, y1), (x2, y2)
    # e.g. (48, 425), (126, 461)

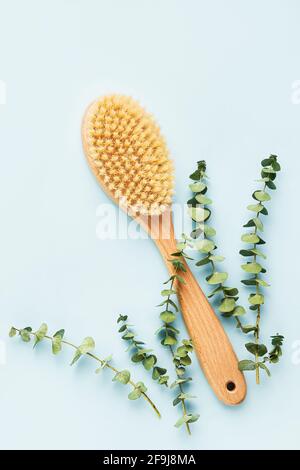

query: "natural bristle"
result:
(84, 94), (174, 215)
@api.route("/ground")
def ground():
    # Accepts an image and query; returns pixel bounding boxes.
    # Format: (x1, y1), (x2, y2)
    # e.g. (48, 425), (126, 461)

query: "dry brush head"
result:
(83, 94), (174, 215)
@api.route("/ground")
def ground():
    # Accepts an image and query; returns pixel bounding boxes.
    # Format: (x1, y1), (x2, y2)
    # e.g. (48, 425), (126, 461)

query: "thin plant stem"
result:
(13, 328), (161, 418)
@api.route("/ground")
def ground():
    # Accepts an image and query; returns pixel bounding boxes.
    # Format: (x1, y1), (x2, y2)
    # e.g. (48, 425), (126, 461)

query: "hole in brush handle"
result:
(226, 381), (236, 392)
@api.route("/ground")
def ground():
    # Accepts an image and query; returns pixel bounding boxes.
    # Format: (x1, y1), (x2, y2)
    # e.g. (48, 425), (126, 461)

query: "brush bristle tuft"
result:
(85, 95), (174, 215)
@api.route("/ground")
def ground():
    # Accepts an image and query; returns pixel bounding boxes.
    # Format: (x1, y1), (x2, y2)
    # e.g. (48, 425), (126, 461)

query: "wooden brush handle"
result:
(140, 212), (247, 405)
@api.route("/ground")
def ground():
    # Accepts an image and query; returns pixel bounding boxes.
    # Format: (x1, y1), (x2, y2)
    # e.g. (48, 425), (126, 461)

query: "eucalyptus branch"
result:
(9, 324), (161, 418)
(187, 158), (284, 383)
(238, 155), (284, 383)
(117, 315), (169, 386)
(156, 242), (199, 435)
(188, 161), (247, 323)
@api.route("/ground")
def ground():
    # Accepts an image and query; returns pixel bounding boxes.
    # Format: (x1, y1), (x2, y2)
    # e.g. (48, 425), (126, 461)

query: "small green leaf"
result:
(241, 262), (262, 274)
(240, 249), (255, 257)
(53, 329), (65, 339)
(203, 225), (216, 237)
(20, 327), (32, 342)
(52, 336), (62, 355)
(113, 370), (131, 384)
(152, 367), (167, 380)
(249, 293), (265, 305)
(9, 327), (17, 338)
(256, 278), (270, 287)
(78, 337), (95, 354)
(161, 289), (176, 297)
(189, 182), (206, 193)
(188, 414), (200, 423)
(122, 332), (135, 340)
(241, 278), (257, 286)
(195, 256), (210, 266)
(238, 360), (256, 371)
(240, 324), (257, 334)
(33, 323), (48, 348)
(209, 255), (225, 262)
(174, 415), (190, 428)
(188, 206), (210, 222)
(160, 311), (176, 323)
(223, 287), (239, 296)
(245, 343), (268, 357)
(143, 355), (156, 370)
(195, 194), (212, 205)
(128, 388), (142, 400)
(247, 203), (264, 213)
(253, 190), (271, 202)
(70, 337), (95, 365)
(253, 217), (263, 231)
(206, 272), (228, 285)
(207, 285), (223, 297)
(175, 413), (200, 428)
(180, 355), (191, 366)
(251, 248), (267, 259)
(195, 239), (215, 253)
(233, 306), (246, 316)
(117, 314), (128, 323)
(258, 362), (271, 377)
(261, 158), (272, 167)
(266, 180), (276, 190)
(163, 334), (177, 346)
(219, 298), (236, 313)
(131, 353), (144, 363)
(241, 233), (260, 244)
(176, 345), (188, 357)
(52, 329), (64, 355)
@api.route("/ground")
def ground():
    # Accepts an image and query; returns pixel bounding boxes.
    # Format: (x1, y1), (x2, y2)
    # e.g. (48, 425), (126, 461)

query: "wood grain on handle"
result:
(139, 211), (247, 406)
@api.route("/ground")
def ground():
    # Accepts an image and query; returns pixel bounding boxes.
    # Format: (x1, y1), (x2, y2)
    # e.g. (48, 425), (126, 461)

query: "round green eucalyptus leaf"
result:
(249, 293), (265, 305)
(9, 327), (17, 337)
(238, 360), (256, 371)
(241, 262), (262, 274)
(247, 203), (264, 213)
(253, 190), (271, 202)
(233, 306), (246, 316)
(78, 337), (95, 354)
(203, 225), (216, 237)
(143, 355), (156, 370)
(195, 194), (212, 205)
(113, 370), (130, 384)
(163, 334), (177, 346)
(219, 298), (236, 313)
(188, 206), (210, 222)
(241, 233), (260, 244)
(160, 311), (176, 323)
(189, 182), (206, 193)
(206, 272), (228, 284)
(128, 388), (142, 400)
(195, 238), (215, 253)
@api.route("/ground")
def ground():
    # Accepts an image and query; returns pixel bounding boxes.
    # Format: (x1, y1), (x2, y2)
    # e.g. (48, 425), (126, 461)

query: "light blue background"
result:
(0, 0), (299, 450)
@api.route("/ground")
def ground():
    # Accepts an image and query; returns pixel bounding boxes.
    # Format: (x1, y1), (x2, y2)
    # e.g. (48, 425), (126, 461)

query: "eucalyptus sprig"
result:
(9, 324), (161, 417)
(117, 315), (169, 386)
(156, 241), (199, 435)
(188, 161), (246, 321)
(238, 155), (284, 383)
(187, 158), (284, 383)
